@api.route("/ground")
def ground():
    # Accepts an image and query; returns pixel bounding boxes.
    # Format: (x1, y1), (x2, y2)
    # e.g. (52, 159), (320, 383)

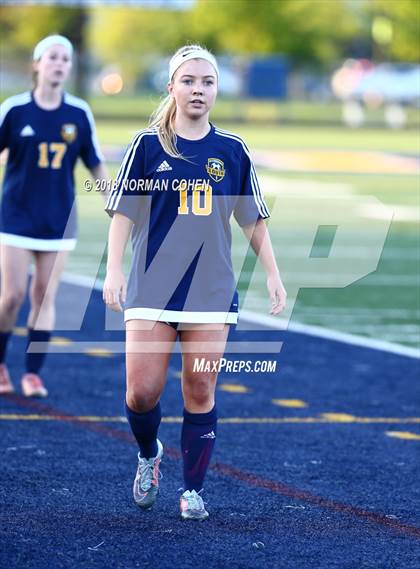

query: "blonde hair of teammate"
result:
(149, 44), (217, 159)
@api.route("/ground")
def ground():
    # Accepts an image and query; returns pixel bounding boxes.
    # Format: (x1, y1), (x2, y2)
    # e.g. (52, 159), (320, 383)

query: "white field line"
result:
(292, 308), (420, 317)
(238, 273), (419, 286)
(70, 240), (420, 261)
(59, 272), (420, 360)
(231, 244), (419, 260)
(315, 322), (419, 329)
(65, 267), (419, 287)
(259, 176), (356, 196)
(259, 174), (419, 223)
(359, 203), (420, 223)
(299, 320), (419, 330)
(239, 309), (420, 360)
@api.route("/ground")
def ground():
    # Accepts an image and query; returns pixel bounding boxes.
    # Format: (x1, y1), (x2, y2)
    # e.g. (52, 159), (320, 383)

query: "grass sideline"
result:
(96, 121), (420, 154)
(0, 121), (418, 348)
(90, 95), (420, 129)
(1, 93), (419, 128)
(68, 122), (419, 348)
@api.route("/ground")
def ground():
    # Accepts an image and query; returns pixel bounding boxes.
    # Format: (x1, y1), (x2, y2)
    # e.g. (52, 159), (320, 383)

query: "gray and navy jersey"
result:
(0, 91), (103, 251)
(105, 123), (270, 324)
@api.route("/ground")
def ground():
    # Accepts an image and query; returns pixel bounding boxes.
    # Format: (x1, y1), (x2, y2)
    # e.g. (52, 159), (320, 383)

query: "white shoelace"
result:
(183, 489), (205, 511)
(139, 459), (154, 491)
(138, 457), (162, 492)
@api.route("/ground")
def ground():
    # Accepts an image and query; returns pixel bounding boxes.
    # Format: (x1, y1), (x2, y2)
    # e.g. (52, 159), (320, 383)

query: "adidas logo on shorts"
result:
(156, 160), (172, 172)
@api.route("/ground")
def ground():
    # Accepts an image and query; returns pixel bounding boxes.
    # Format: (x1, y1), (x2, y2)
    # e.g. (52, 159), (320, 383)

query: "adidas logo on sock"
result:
(200, 431), (216, 439)
(20, 125), (35, 137)
(156, 160), (172, 172)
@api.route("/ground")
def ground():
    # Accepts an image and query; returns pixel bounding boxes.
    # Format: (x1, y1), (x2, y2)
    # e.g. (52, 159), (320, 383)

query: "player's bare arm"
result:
(89, 162), (110, 203)
(242, 218), (287, 315)
(103, 213), (132, 312)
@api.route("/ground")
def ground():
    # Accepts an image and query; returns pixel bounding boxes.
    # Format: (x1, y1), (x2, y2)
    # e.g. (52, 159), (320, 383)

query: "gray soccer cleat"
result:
(133, 439), (163, 510)
(180, 489), (209, 521)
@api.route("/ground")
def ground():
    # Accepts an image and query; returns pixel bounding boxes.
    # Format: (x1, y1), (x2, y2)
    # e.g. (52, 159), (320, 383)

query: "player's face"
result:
(34, 44), (72, 88)
(169, 59), (218, 120)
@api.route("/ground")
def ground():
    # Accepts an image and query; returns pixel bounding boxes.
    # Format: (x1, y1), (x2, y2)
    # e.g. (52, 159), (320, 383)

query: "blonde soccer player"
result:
(104, 44), (286, 520)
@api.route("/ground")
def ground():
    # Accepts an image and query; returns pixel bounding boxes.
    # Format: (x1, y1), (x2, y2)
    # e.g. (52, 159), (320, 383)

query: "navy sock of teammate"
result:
(25, 329), (51, 373)
(0, 331), (11, 364)
(125, 401), (161, 459)
(181, 406), (217, 492)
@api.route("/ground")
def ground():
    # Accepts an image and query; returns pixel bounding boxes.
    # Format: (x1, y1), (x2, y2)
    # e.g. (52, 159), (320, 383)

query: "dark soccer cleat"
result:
(133, 439), (163, 510)
(180, 489), (209, 521)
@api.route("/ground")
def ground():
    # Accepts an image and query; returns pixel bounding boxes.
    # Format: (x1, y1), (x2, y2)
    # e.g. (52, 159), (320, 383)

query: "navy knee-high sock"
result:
(125, 401), (161, 459)
(25, 329), (51, 374)
(181, 406), (217, 492)
(0, 331), (11, 364)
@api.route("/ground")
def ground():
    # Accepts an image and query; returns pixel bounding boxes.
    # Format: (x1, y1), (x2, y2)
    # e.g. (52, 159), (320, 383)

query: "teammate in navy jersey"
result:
(104, 44), (286, 520)
(0, 35), (108, 397)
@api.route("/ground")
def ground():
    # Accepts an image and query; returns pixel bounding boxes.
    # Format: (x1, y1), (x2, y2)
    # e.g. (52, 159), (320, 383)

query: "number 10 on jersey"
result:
(177, 181), (212, 216)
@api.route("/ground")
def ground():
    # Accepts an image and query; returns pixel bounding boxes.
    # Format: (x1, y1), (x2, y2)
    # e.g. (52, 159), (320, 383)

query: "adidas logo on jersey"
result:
(156, 160), (172, 172)
(200, 431), (216, 439)
(20, 125), (35, 137)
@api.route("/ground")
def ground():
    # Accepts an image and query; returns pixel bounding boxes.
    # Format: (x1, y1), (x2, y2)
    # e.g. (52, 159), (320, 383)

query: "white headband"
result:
(169, 49), (219, 81)
(33, 35), (73, 61)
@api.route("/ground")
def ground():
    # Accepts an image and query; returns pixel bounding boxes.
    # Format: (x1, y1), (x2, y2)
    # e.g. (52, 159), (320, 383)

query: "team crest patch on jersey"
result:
(205, 158), (225, 182)
(61, 124), (77, 144)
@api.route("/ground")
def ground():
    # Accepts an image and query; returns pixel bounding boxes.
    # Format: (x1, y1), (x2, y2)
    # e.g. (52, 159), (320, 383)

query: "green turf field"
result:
(66, 122), (419, 349)
(90, 95), (420, 130)
(0, 118), (418, 348)
(95, 120), (420, 152)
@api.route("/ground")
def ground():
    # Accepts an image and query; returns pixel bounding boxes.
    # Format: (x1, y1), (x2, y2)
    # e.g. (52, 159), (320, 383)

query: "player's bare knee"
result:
(126, 385), (161, 413)
(30, 283), (55, 308)
(184, 374), (215, 407)
(1, 289), (26, 314)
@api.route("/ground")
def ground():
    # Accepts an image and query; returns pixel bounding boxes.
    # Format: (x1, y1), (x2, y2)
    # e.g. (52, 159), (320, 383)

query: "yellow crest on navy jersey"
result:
(205, 158), (225, 183)
(61, 124), (77, 144)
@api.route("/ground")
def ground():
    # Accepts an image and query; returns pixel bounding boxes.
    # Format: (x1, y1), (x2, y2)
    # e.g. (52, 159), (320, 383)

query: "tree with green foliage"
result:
(0, 0), (417, 95)
(89, 0), (361, 86)
(369, 0), (420, 62)
(0, 6), (89, 95)
(188, 0), (360, 63)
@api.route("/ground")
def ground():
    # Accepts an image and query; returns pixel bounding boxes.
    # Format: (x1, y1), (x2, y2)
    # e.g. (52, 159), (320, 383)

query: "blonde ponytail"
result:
(148, 43), (212, 160)
(148, 94), (180, 158)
